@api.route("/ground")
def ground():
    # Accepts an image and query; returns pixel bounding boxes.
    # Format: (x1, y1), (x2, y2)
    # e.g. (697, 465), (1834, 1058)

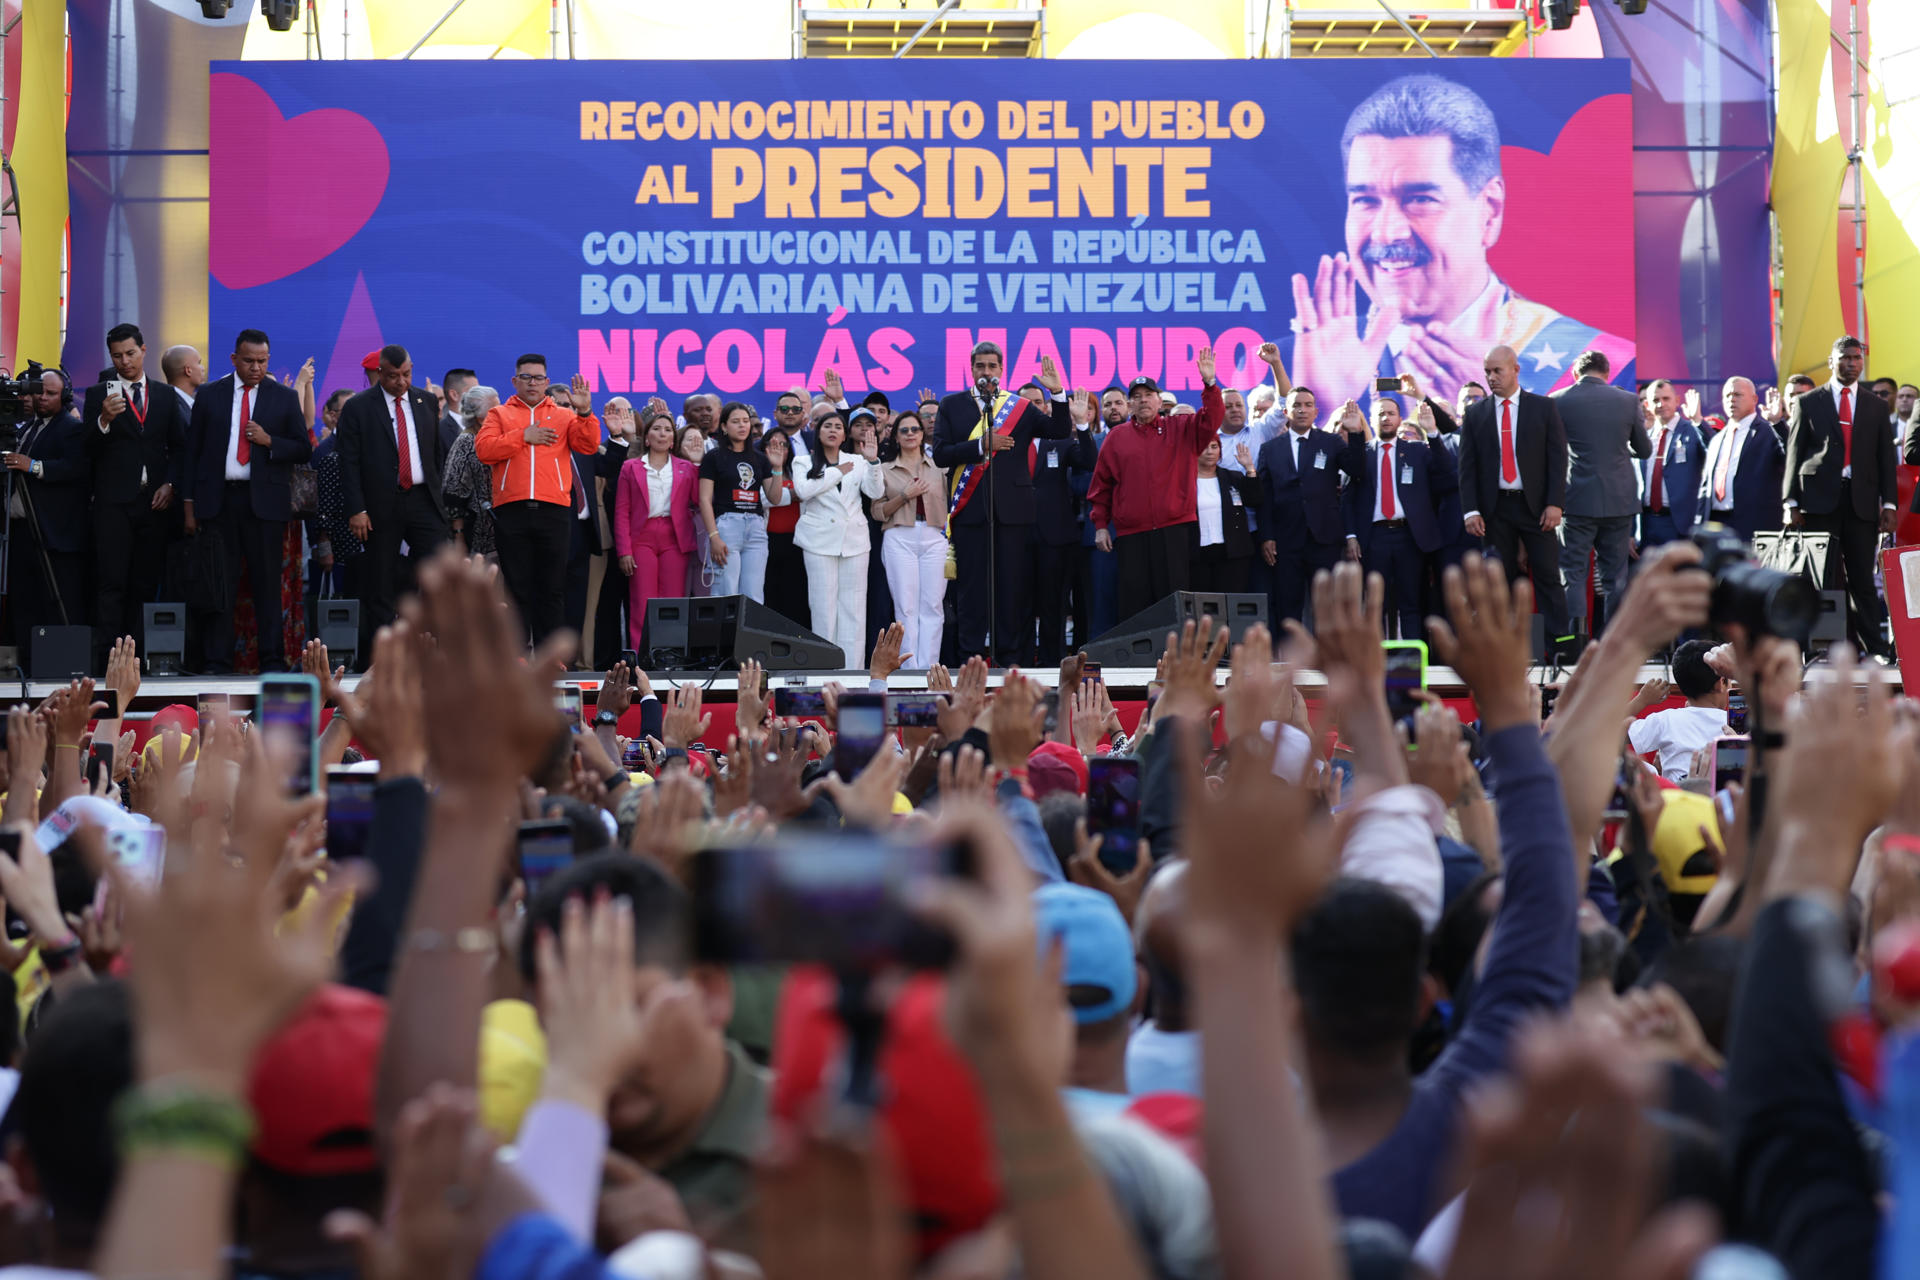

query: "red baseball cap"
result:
(772, 970), (999, 1257)
(247, 984), (386, 1176)
(1027, 741), (1088, 799)
(360, 350), (382, 373)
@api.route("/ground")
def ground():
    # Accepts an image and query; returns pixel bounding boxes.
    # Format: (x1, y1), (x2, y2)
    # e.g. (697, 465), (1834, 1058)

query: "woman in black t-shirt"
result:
(697, 401), (781, 602)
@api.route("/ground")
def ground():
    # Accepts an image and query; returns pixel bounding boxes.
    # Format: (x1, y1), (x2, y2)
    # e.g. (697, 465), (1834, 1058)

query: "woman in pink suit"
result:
(614, 412), (700, 651)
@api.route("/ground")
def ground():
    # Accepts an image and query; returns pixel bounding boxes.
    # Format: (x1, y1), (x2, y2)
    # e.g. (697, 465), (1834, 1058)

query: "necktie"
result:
(1499, 398), (1518, 485)
(130, 383), (143, 415)
(1713, 428), (1733, 504)
(394, 395), (414, 490)
(1649, 427), (1668, 512)
(1840, 386), (1854, 459)
(1292, 433), (1302, 473)
(237, 386), (252, 465)
(1380, 442), (1396, 519)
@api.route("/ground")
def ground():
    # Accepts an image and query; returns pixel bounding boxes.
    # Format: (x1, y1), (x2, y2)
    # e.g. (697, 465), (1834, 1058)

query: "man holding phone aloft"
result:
(83, 323), (187, 674)
(1086, 348), (1225, 621)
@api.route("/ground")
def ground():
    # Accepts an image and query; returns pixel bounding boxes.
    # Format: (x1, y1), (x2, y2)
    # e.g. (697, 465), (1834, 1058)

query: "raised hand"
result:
(868, 621), (910, 681)
(1156, 617), (1229, 723)
(535, 895), (646, 1114)
(822, 367), (844, 403)
(1425, 553), (1538, 732)
(660, 683), (711, 750)
(1066, 819), (1150, 924)
(1289, 253), (1400, 409)
(1195, 345), (1217, 384)
(1257, 340), (1282, 367)
(1036, 354), (1064, 395)
(987, 669), (1044, 766)
(733, 657), (768, 731)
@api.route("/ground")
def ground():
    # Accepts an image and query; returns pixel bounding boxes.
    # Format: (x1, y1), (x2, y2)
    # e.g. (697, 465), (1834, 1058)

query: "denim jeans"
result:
(712, 511), (769, 601)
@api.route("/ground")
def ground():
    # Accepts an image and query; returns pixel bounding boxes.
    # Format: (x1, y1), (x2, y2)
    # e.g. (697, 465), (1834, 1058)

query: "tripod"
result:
(0, 462), (71, 631)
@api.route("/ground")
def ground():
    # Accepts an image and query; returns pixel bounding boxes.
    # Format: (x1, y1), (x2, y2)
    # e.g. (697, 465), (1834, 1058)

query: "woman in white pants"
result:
(872, 413), (948, 670)
(792, 412), (885, 668)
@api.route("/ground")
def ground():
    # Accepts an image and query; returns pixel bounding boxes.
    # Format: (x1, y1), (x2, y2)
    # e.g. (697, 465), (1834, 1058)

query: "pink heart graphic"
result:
(209, 73), (391, 290)
(1487, 93), (1635, 341)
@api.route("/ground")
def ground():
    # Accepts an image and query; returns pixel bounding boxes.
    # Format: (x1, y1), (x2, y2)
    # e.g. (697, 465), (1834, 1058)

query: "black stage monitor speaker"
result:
(315, 600), (361, 666)
(1810, 589), (1849, 646)
(645, 597), (842, 671)
(143, 603), (188, 675)
(1084, 591), (1268, 667)
(30, 625), (91, 681)
(733, 599), (844, 672)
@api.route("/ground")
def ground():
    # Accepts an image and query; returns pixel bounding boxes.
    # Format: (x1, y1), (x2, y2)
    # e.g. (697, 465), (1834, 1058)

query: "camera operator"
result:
(83, 323), (185, 672)
(4, 368), (91, 644)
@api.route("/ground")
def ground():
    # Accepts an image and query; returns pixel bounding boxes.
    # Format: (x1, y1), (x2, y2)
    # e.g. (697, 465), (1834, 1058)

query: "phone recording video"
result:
(773, 686), (829, 718)
(197, 692), (231, 727)
(517, 820), (575, 897)
(689, 832), (972, 971)
(325, 767), (379, 864)
(886, 692), (943, 729)
(1711, 736), (1750, 794)
(94, 688), (119, 719)
(1085, 756), (1143, 874)
(1726, 693), (1749, 735)
(108, 825), (166, 888)
(554, 685), (585, 732)
(86, 742), (115, 790)
(256, 675), (320, 796)
(834, 692), (888, 781)
(1383, 641), (1428, 723)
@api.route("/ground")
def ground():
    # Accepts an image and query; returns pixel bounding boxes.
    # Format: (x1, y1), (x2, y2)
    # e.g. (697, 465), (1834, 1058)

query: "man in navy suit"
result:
(1344, 395), (1458, 639)
(1257, 385), (1361, 626)
(1694, 376), (1784, 545)
(1637, 380), (1706, 551)
(184, 328), (314, 673)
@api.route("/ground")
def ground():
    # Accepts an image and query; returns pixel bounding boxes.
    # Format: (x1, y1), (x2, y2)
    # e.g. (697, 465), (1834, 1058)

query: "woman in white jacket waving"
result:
(793, 410), (887, 667)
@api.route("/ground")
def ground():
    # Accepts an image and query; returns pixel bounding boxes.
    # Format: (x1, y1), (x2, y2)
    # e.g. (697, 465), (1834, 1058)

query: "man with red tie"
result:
(1457, 344), (1570, 647)
(184, 328), (314, 673)
(1786, 335), (1898, 659)
(337, 344), (451, 650)
(1343, 395), (1457, 640)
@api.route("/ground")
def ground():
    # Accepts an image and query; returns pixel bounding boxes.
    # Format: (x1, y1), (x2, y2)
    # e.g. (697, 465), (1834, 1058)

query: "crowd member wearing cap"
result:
(335, 344), (452, 661)
(1035, 882), (1145, 1119)
(232, 986), (386, 1280)
(1085, 348), (1225, 622)
(931, 343), (1074, 665)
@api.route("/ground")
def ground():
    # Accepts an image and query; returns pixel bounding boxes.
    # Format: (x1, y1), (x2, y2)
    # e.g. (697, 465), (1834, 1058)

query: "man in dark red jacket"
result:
(1086, 347), (1224, 620)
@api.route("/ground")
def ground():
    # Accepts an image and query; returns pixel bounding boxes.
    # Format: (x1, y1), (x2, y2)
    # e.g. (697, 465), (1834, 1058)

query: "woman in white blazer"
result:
(792, 411), (886, 667)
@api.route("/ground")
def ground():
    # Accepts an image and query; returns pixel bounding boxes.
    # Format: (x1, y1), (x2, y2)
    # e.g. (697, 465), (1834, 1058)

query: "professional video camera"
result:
(1690, 523), (1819, 641)
(0, 361), (49, 449)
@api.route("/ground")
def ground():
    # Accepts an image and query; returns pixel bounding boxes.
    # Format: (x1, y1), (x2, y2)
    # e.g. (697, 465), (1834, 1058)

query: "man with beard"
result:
(1286, 75), (1634, 414)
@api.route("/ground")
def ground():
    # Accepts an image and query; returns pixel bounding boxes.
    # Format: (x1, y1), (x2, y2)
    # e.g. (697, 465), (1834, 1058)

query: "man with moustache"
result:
(1287, 74), (1634, 413)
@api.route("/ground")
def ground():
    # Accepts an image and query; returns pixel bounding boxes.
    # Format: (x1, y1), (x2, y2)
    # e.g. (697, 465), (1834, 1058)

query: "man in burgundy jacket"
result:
(1086, 347), (1225, 620)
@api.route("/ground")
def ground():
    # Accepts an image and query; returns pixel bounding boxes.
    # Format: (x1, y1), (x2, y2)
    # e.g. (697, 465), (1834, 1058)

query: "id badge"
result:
(1229, 489), (1243, 506)
(1401, 466), (1413, 485)
(1313, 453), (1328, 470)
(1046, 451), (1061, 468)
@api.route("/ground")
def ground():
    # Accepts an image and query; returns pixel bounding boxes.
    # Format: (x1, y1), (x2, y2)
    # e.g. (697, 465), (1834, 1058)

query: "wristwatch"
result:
(593, 710), (619, 729)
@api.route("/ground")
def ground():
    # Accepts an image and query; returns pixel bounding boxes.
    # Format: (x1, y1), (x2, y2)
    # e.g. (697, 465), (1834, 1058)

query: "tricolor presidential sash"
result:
(946, 391), (1030, 532)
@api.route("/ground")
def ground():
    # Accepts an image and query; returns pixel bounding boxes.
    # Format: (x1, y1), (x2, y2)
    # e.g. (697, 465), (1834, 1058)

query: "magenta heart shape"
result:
(209, 73), (391, 290)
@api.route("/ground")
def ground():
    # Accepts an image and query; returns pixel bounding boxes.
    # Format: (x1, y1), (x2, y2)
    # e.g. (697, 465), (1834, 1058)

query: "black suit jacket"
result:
(930, 388), (1073, 527)
(80, 376), (186, 505)
(1257, 428), (1355, 549)
(1205, 469), (1260, 559)
(1458, 391), (1569, 522)
(185, 375), (313, 522)
(13, 412), (92, 555)
(1786, 383), (1896, 521)
(337, 385), (449, 523)
(1032, 428), (1097, 546)
(437, 412), (463, 466)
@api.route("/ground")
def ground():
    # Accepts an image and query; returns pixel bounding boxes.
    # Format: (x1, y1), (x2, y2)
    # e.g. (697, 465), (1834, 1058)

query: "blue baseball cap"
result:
(1032, 883), (1137, 1025)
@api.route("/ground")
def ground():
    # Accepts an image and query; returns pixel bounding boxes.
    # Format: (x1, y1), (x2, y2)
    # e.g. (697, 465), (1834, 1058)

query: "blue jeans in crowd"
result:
(712, 511), (769, 601)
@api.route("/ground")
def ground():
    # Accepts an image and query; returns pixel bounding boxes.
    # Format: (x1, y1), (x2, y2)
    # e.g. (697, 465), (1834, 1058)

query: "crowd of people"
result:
(7, 322), (1919, 675)
(0, 542), (1912, 1279)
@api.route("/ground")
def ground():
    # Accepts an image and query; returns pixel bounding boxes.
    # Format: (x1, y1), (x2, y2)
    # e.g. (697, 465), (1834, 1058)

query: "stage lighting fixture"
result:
(261, 0), (298, 31)
(1615, 0), (1650, 13)
(198, 0), (232, 17)
(1542, 0), (1580, 30)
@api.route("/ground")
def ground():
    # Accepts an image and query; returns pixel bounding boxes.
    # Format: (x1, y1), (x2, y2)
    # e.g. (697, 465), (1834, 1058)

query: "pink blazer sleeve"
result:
(670, 457), (700, 553)
(613, 460), (642, 558)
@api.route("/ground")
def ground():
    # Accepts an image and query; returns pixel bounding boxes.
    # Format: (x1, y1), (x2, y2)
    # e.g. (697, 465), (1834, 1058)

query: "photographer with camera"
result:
(4, 367), (91, 645)
(83, 323), (186, 673)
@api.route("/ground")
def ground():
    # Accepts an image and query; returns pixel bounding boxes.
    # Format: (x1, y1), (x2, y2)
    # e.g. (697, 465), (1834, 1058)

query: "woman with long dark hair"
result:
(793, 411), (884, 667)
(872, 411), (948, 669)
(697, 400), (779, 602)
(761, 427), (809, 625)
(613, 411), (700, 651)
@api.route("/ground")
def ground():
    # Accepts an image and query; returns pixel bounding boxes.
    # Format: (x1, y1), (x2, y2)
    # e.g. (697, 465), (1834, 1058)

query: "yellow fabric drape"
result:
(11, 0), (68, 367)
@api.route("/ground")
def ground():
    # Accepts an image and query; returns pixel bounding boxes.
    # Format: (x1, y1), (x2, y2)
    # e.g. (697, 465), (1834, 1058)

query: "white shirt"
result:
(226, 376), (260, 480)
(1823, 378), (1895, 507)
(1706, 414), (1756, 511)
(643, 456), (674, 519)
(174, 386), (194, 411)
(1195, 474), (1224, 546)
(389, 393), (425, 487)
(1627, 704), (1729, 782)
(1125, 1023), (1200, 1098)
(1371, 439), (1402, 523)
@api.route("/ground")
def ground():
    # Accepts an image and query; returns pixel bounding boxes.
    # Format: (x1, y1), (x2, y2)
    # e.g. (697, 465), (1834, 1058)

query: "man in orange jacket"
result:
(476, 353), (602, 646)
